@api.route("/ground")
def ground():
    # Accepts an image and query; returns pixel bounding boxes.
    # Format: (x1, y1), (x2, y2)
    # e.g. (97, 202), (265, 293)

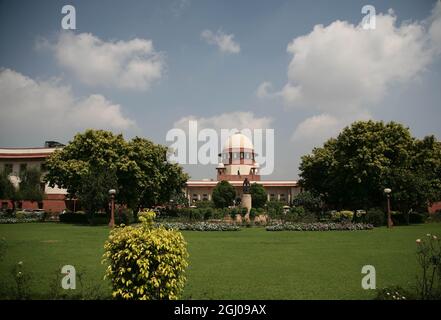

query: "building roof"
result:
(223, 133), (254, 150)
(0, 147), (58, 159)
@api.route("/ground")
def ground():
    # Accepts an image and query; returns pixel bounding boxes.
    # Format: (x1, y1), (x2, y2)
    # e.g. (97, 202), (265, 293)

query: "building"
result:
(185, 133), (301, 205)
(0, 143), (68, 212)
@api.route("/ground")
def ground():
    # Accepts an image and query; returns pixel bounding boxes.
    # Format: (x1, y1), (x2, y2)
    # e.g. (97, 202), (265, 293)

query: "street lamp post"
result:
(108, 189), (116, 228)
(384, 188), (393, 228)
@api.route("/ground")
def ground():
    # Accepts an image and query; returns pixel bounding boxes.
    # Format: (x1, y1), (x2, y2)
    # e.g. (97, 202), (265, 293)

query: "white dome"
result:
(216, 163), (224, 168)
(223, 133), (254, 150)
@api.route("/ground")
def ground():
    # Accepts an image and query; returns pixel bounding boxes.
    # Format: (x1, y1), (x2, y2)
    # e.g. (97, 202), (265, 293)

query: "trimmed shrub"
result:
(59, 212), (89, 224)
(157, 222), (241, 231)
(331, 210), (354, 222)
(266, 222), (374, 231)
(365, 208), (385, 227)
(103, 211), (188, 300)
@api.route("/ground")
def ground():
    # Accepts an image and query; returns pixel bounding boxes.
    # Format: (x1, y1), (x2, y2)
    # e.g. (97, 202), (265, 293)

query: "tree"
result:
(44, 129), (188, 213)
(292, 191), (322, 214)
(212, 180), (236, 208)
(250, 183), (267, 208)
(76, 165), (117, 215)
(0, 172), (16, 206)
(299, 120), (441, 213)
(18, 168), (44, 202)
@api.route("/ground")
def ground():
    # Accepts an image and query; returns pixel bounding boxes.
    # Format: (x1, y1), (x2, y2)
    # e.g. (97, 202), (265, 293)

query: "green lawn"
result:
(0, 223), (440, 299)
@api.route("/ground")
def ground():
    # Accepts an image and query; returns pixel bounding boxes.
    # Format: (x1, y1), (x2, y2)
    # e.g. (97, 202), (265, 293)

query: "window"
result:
(20, 163), (27, 173)
(202, 194), (208, 201)
(4, 164), (13, 175)
(240, 152), (244, 159)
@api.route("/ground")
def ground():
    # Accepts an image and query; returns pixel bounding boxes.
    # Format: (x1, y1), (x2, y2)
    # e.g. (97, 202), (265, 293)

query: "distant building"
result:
(0, 142), (68, 212)
(185, 133), (301, 205)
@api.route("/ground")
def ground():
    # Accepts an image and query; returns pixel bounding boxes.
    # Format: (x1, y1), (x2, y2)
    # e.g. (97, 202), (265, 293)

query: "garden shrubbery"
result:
(103, 211), (188, 300)
(157, 221), (241, 231)
(266, 222), (374, 231)
(0, 210), (45, 224)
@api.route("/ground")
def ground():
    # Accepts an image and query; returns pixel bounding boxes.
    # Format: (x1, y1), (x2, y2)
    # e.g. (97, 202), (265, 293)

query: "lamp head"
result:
(108, 189), (116, 195)
(384, 188), (392, 194)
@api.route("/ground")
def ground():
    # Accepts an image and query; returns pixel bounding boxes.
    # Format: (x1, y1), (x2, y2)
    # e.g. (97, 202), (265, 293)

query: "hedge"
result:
(266, 222), (374, 231)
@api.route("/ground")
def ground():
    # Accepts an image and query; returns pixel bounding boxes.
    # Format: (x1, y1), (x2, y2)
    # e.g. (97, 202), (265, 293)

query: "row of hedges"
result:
(158, 207), (248, 221)
(59, 209), (134, 225)
(266, 222), (374, 231)
(0, 210), (46, 224)
(0, 217), (41, 224)
(156, 222), (241, 231)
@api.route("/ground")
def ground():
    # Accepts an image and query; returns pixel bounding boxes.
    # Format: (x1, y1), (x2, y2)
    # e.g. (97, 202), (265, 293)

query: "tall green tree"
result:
(212, 180), (236, 208)
(299, 120), (441, 212)
(250, 183), (267, 208)
(45, 129), (188, 213)
(0, 172), (16, 202)
(18, 168), (44, 202)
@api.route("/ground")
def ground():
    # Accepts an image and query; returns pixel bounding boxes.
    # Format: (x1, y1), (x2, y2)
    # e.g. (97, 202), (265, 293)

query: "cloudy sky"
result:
(1, 0), (440, 180)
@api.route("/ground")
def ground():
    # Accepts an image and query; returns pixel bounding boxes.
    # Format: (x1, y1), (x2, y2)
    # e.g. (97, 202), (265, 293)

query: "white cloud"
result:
(256, 2), (441, 154)
(174, 111), (272, 131)
(259, 1), (441, 115)
(201, 29), (241, 54)
(291, 112), (372, 146)
(0, 69), (135, 145)
(40, 32), (165, 91)
(256, 81), (273, 99)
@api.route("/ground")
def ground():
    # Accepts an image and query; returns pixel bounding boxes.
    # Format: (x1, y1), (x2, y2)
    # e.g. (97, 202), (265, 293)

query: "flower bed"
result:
(156, 222), (241, 231)
(266, 222), (374, 231)
(0, 217), (41, 224)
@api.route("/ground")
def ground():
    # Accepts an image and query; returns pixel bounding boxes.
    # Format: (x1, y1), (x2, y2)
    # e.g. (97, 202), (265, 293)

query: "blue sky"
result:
(1, 0), (440, 180)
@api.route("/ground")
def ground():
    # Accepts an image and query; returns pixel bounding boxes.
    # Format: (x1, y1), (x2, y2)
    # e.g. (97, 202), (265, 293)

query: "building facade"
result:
(0, 142), (68, 212)
(185, 133), (301, 205)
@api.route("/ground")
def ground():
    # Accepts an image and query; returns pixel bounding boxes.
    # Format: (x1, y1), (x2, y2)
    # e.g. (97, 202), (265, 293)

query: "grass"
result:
(0, 222), (440, 299)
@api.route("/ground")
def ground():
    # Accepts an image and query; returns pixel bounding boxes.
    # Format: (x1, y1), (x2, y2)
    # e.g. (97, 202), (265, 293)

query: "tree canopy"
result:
(44, 129), (188, 213)
(250, 183), (267, 208)
(212, 180), (236, 208)
(299, 120), (441, 212)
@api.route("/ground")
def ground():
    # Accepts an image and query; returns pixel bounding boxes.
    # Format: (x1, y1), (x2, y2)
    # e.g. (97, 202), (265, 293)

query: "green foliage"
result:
(331, 210), (354, 222)
(0, 172), (16, 200)
(212, 180), (236, 208)
(266, 222), (374, 231)
(285, 206), (317, 223)
(103, 211), (188, 300)
(250, 183), (267, 208)
(292, 191), (322, 213)
(375, 286), (412, 300)
(365, 208), (385, 227)
(416, 234), (441, 300)
(17, 168), (43, 202)
(44, 129), (188, 212)
(195, 200), (214, 208)
(299, 120), (441, 211)
(79, 166), (117, 215)
(266, 201), (284, 219)
(157, 222), (241, 231)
